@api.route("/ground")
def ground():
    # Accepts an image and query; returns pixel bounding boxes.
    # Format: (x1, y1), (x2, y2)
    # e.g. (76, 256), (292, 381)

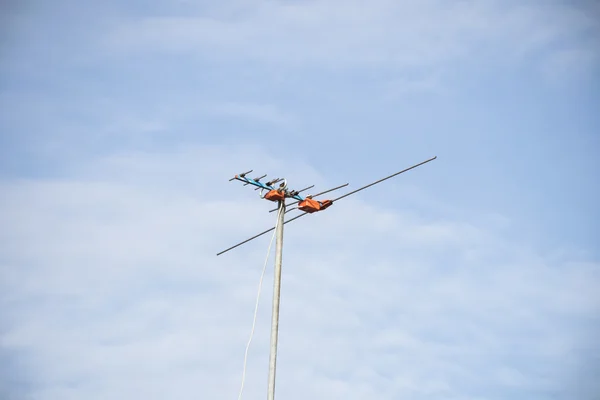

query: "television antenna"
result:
(219, 156), (437, 400)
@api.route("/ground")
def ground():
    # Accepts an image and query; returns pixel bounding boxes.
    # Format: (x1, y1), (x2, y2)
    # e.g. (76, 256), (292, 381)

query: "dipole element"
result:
(217, 156), (437, 256)
(267, 199), (286, 400)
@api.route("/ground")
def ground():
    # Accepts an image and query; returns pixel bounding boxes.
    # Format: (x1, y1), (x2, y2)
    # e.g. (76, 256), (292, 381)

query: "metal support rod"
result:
(332, 156), (437, 202)
(287, 184), (315, 197)
(218, 156), (437, 256)
(267, 200), (286, 400)
(268, 183), (349, 213)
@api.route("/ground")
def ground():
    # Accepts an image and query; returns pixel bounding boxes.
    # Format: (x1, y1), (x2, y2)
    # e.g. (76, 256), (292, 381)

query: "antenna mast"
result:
(267, 199), (285, 400)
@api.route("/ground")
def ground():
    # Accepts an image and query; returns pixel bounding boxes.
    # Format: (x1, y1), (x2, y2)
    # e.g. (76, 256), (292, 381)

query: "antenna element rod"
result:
(332, 157), (437, 202)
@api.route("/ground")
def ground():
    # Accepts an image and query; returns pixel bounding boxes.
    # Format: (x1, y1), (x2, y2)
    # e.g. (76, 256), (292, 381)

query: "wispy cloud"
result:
(200, 101), (295, 127)
(1, 1), (598, 399)
(541, 47), (599, 84)
(101, 0), (600, 77)
(1, 146), (597, 399)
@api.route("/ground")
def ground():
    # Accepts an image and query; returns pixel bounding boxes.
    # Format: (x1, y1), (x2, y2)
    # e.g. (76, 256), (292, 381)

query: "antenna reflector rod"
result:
(229, 169), (253, 181)
(244, 174), (267, 185)
(297, 185), (315, 193)
(257, 178), (283, 190)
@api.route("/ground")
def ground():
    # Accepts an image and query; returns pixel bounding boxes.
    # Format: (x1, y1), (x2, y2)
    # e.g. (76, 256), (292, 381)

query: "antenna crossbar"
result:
(219, 156), (437, 255)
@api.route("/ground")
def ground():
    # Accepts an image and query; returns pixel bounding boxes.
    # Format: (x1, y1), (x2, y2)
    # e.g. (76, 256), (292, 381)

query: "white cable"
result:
(237, 206), (282, 400)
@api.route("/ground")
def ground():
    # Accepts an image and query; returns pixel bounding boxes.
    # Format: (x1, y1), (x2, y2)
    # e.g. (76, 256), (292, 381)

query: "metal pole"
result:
(267, 200), (286, 400)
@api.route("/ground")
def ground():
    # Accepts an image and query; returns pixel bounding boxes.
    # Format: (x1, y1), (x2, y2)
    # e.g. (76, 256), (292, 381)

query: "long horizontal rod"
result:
(217, 156), (436, 255)
(216, 212), (309, 256)
(295, 185), (315, 194)
(332, 156), (437, 202)
(280, 158), (434, 214)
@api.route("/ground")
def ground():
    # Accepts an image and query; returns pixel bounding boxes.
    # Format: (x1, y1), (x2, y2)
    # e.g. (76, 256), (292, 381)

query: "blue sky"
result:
(1, 1), (599, 399)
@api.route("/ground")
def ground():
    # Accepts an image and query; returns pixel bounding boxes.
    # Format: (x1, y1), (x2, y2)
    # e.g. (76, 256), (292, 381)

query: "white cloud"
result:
(101, 0), (600, 75)
(1, 145), (598, 399)
(2, 2), (598, 398)
(200, 101), (295, 127)
(541, 47), (599, 84)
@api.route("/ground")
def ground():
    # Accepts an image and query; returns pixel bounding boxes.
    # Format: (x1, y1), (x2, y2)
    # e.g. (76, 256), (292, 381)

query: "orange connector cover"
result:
(264, 189), (286, 202)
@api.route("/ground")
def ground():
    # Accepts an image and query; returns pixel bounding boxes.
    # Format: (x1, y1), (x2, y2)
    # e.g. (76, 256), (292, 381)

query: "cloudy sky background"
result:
(1, 0), (599, 399)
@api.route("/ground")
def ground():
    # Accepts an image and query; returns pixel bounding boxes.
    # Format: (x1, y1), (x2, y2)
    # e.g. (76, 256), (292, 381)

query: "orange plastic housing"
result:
(319, 200), (333, 210)
(264, 189), (285, 202)
(298, 198), (333, 213)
